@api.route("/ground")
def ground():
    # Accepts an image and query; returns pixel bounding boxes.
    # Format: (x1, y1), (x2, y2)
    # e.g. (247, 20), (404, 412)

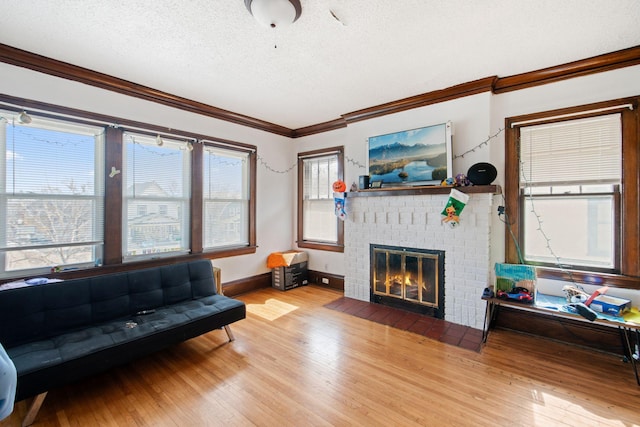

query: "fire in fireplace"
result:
(370, 244), (445, 318)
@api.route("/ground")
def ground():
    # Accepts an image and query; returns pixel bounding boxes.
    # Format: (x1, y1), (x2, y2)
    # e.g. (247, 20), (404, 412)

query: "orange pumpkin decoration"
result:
(332, 180), (346, 192)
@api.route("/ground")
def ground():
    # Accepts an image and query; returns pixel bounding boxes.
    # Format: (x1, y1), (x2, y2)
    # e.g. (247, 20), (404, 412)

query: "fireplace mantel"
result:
(347, 184), (501, 198)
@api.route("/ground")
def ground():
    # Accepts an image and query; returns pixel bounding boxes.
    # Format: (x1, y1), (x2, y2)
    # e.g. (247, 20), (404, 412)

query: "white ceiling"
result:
(1, 0), (639, 130)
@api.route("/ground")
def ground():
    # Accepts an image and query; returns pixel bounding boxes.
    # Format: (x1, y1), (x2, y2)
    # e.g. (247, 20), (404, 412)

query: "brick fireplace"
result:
(344, 188), (496, 330)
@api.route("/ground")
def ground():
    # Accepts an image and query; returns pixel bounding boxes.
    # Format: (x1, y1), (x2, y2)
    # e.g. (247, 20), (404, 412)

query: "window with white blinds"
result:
(0, 111), (105, 276)
(298, 147), (344, 251)
(517, 113), (622, 270)
(520, 114), (621, 187)
(202, 145), (250, 249)
(123, 132), (191, 259)
(301, 152), (340, 244)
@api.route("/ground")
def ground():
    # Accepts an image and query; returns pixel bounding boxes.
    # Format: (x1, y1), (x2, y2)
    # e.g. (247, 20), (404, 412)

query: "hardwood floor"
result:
(2, 285), (640, 427)
(323, 296), (483, 352)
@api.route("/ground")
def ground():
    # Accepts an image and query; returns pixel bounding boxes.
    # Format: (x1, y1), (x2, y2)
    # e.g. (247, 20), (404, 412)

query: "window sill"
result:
(536, 266), (640, 290)
(297, 241), (344, 253)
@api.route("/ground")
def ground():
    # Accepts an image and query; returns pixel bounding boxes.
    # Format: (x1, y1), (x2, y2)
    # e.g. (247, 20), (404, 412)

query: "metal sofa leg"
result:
(22, 392), (47, 427)
(223, 325), (235, 342)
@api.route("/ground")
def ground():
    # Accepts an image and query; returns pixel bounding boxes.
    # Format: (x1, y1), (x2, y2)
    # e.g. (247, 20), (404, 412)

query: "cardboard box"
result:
(272, 251), (308, 291)
(589, 295), (631, 316)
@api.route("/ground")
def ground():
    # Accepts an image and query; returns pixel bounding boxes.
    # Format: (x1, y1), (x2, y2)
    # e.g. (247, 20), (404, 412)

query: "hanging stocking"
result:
(334, 192), (347, 221)
(332, 180), (347, 221)
(441, 188), (469, 228)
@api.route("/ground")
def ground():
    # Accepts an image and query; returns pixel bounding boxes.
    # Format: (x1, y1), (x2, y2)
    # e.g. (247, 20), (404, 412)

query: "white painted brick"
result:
(344, 192), (493, 329)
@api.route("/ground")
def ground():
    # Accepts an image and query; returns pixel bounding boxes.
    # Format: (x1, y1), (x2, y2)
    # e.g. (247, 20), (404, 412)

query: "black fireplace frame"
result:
(369, 244), (445, 318)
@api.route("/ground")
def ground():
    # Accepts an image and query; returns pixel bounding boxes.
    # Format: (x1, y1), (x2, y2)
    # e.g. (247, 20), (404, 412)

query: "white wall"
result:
(3, 61), (639, 297)
(0, 62), (295, 283)
(489, 64), (640, 306)
(295, 93), (497, 276)
(295, 65), (640, 305)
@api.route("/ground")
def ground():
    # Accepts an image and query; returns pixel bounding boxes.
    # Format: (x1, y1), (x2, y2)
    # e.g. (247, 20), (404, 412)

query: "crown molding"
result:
(291, 77), (498, 137)
(0, 43), (293, 137)
(493, 45), (640, 93)
(292, 117), (347, 138)
(341, 76), (497, 125)
(1, 43), (639, 138)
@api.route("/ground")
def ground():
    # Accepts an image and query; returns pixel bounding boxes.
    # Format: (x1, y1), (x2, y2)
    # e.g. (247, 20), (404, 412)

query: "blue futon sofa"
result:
(0, 259), (246, 426)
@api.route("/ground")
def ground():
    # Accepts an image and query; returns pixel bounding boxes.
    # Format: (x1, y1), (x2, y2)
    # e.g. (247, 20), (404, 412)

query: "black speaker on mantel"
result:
(359, 175), (370, 190)
(467, 163), (497, 185)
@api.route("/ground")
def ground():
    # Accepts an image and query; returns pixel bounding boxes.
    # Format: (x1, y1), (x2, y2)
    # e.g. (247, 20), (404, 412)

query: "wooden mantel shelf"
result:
(346, 184), (501, 197)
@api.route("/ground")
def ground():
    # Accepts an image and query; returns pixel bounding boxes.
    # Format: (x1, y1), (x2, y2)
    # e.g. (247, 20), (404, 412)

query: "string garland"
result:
(518, 161), (578, 283)
(256, 154), (297, 174)
(346, 157), (366, 169)
(256, 128), (504, 174)
(453, 128), (504, 160)
(252, 126), (573, 282)
(496, 197), (524, 264)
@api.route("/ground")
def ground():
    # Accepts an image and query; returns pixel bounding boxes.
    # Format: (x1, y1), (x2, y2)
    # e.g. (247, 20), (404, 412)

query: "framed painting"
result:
(368, 121), (453, 187)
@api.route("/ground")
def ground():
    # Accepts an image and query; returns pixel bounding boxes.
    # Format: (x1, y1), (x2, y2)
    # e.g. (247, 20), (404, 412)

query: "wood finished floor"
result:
(324, 296), (483, 352)
(2, 285), (640, 427)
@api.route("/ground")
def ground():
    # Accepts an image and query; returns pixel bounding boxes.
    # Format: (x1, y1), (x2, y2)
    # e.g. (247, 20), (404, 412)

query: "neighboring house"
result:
(126, 181), (182, 256)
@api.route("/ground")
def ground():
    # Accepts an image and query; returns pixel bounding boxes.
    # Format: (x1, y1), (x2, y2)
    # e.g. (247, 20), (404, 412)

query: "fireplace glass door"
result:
(372, 247), (439, 308)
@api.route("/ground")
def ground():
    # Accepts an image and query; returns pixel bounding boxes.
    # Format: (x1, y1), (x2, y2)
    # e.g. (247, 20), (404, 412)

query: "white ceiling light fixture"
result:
(245, 0), (302, 28)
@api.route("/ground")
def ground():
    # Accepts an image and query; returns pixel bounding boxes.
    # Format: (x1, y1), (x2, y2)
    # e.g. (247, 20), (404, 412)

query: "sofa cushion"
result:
(44, 280), (96, 342)
(188, 260), (218, 298)
(90, 273), (130, 323)
(0, 260), (219, 349)
(128, 268), (163, 312)
(7, 294), (241, 376)
(160, 263), (193, 305)
(0, 287), (46, 348)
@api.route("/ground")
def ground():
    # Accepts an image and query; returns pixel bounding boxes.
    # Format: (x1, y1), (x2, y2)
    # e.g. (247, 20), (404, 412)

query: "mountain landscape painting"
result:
(368, 122), (451, 186)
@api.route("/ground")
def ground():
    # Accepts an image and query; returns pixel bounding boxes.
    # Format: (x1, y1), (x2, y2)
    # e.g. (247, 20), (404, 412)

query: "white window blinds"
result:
(303, 154), (337, 200)
(0, 111), (105, 274)
(302, 153), (339, 243)
(202, 146), (250, 249)
(519, 114), (622, 187)
(123, 132), (191, 258)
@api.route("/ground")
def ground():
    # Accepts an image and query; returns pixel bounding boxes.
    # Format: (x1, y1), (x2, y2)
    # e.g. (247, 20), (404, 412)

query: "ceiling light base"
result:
(245, 0), (302, 28)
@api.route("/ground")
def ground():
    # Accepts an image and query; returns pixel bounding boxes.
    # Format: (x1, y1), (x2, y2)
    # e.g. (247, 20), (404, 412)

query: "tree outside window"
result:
(0, 111), (104, 276)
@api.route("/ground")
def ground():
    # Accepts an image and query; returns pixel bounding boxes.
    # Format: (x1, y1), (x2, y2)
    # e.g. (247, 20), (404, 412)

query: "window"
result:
(505, 97), (640, 284)
(0, 111), (105, 277)
(123, 132), (191, 259)
(202, 145), (251, 250)
(0, 98), (256, 281)
(297, 147), (344, 252)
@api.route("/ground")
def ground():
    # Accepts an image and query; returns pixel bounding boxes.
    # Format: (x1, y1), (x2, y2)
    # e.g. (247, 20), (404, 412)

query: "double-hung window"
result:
(202, 145), (251, 249)
(123, 132), (191, 259)
(505, 97), (639, 282)
(297, 147), (344, 252)
(0, 111), (105, 277)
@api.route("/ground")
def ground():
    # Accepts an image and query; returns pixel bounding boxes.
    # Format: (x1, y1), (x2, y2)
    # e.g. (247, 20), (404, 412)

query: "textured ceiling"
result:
(1, 0), (639, 129)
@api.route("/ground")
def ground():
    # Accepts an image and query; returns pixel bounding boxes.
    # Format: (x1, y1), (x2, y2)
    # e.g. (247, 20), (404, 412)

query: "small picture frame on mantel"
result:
(370, 180), (383, 189)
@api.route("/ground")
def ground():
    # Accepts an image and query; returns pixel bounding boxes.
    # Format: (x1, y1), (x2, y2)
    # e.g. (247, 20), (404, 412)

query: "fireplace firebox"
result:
(370, 244), (445, 318)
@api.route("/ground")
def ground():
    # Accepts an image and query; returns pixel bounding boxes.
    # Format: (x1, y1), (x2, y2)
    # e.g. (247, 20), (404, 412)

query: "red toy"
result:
(497, 287), (533, 303)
